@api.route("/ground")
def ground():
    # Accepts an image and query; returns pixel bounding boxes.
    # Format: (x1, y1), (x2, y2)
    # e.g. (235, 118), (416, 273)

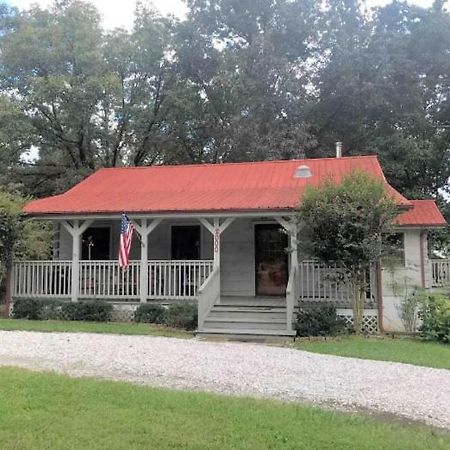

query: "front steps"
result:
(197, 296), (296, 338)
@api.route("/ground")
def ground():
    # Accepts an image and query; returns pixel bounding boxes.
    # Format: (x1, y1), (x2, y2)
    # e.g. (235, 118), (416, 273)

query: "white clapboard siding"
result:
(13, 260), (72, 298)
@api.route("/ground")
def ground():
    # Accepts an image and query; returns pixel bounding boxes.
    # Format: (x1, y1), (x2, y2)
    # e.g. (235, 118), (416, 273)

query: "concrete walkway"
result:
(0, 330), (449, 429)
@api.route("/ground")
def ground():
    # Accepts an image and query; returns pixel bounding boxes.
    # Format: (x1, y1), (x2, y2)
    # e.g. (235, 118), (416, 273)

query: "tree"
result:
(0, 1), (176, 195)
(0, 189), (52, 289)
(297, 171), (398, 333)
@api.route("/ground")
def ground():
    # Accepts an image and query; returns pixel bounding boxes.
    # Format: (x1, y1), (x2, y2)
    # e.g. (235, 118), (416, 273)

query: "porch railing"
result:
(12, 259), (214, 301)
(13, 260), (73, 298)
(148, 260), (214, 299)
(79, 260), (141, 299)
(297, 260), (375, 307)
(431, 259), (450, 287)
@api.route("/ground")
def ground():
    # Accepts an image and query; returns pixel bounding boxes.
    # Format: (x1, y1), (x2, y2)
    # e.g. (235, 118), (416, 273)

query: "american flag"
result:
(119, 213), (135, 270)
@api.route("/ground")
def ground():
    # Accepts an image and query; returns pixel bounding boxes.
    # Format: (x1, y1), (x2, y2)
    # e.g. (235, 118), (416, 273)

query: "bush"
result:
(165, 303), (197, 330)
(61, 301), (112, 322)
(296, 305), (347, 337)
(420, 293), (450, 343)
(134, 304), (166, 324)
(12, 298), (41, 320)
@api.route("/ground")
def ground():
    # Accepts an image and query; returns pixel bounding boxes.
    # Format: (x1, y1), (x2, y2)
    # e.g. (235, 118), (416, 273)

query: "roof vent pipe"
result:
(336, 141), (342, 158)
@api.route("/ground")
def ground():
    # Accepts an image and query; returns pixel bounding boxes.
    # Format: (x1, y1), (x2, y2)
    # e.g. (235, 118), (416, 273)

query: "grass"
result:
(0, 368), (449, 449)
(0, 318), (192, 339)
(293, 335), (450, 370)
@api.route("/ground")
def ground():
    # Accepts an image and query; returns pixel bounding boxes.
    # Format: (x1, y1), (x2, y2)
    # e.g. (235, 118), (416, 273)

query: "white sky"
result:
(8, 0), (442, 30)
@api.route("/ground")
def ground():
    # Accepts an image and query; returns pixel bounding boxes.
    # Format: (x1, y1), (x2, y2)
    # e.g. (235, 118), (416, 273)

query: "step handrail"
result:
(197, 266), (220, 331)
(286, 264), (297, 333)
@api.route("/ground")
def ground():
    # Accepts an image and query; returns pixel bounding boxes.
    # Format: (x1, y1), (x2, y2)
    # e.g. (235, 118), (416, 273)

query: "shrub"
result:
(296, 305), (347, 337)
(61, 301), (112, 322)
(12, 298), (41, 320)
(419, 293), (450, 343)
(134, 304), (166, 324)
(165, 303), (197, 330)
(39, 300), (67, 320)
(398, 287), (425, 333)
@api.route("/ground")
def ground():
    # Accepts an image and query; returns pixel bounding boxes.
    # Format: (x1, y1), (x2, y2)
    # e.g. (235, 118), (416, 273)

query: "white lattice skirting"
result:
(336, 308), (379, 334)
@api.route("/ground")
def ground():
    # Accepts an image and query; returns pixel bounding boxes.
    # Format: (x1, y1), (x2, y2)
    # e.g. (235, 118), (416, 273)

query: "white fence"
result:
(431, 259), (450, 287)
(13, 260), (214, 301)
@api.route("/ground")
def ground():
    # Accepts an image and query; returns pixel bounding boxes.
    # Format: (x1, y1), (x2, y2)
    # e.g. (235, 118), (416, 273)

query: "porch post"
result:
(62, 219), (93, 302)
(199, 217), (235, 269)
(275, 217), (298, 269)
(276, 217), (298, 333)
(132, 218), (162, 303)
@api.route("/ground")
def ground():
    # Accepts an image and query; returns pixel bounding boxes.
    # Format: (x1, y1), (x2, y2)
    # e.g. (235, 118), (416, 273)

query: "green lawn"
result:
(0, 318), (192, 339)
(0, 368), (448, 449)
(293, 336), (450, 370)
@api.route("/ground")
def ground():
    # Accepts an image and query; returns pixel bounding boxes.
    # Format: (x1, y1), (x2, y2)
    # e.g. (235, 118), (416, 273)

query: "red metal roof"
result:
(24, 156), (412, 215)
(396, 200), (447, 228)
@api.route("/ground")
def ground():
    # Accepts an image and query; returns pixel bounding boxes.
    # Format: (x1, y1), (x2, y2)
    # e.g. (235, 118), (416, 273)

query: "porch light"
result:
(294, 165), (312, 178)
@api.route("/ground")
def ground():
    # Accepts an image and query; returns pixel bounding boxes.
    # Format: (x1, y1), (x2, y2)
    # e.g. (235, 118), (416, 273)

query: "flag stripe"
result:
(119, 214), (135, 270)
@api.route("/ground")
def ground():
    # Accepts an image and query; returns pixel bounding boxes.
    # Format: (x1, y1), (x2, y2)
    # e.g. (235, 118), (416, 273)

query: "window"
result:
(82, 227), (111, 260)
(171, 226), (201, 260)
(384, 232), (405, 266)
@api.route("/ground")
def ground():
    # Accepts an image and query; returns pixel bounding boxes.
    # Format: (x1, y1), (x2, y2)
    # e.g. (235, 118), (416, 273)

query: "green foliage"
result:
(296, 305), (347, 337)
(61, 301), (113, 322)
(297, 170), (398, 333)
(134, 304), (167, 324)
(0, 189), (52, 287)
(12, 298), (66, 320)
(165, 303), (198, 330)
(0, 0), (449, 232)
(398, 287), (425, 333)
(420, 293), (450, 343)
(12, 298), (42, 320)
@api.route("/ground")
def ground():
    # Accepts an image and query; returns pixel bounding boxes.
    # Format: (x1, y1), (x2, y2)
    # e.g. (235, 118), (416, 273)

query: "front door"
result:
(255, 224), (288, 296)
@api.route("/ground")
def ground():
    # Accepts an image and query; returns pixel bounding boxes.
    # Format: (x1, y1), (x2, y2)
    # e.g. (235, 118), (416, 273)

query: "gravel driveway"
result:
(0, 331), (449, 429)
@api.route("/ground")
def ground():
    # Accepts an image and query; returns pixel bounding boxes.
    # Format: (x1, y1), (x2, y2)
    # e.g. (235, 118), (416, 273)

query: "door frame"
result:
(253, 221), (289, 296)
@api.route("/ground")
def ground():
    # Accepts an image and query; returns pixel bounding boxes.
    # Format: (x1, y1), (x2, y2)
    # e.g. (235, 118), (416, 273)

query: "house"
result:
(13, 155), (447, 336)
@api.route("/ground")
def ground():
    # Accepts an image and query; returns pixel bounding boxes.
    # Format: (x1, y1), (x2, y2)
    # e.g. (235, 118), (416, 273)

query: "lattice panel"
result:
(338, 314), (379, 334)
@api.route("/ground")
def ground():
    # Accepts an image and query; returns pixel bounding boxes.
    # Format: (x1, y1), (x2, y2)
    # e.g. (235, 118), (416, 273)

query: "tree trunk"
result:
(351, 274), (366, 334)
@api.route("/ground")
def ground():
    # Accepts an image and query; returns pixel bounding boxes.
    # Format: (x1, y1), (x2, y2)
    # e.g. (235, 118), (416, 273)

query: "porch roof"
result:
(24, 155), (412, 216)
(396, 200), (447, 228)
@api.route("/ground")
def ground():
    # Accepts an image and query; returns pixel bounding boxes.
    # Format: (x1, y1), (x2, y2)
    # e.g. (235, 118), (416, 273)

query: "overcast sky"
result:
(6, 0), (442, 30)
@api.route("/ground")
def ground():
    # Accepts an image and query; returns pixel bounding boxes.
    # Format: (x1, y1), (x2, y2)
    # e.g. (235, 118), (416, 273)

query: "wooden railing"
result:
(79, 260), (141, 299)
(148, 260), (214, 299)
(12, 260), (214, 301)
(12, 260), (72, 298)
(431, 259), (450, 287)
(297, 260), (374, 307)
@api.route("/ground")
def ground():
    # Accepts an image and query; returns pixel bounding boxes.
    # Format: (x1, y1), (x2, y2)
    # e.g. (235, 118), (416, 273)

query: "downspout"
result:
(419, 229), (426, 288)
(375, 261), (384, 333)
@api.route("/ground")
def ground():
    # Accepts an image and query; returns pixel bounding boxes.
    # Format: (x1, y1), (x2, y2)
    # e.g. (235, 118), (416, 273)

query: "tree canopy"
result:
(0, 0), (448, 208)
(297, 170), (399, 332)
